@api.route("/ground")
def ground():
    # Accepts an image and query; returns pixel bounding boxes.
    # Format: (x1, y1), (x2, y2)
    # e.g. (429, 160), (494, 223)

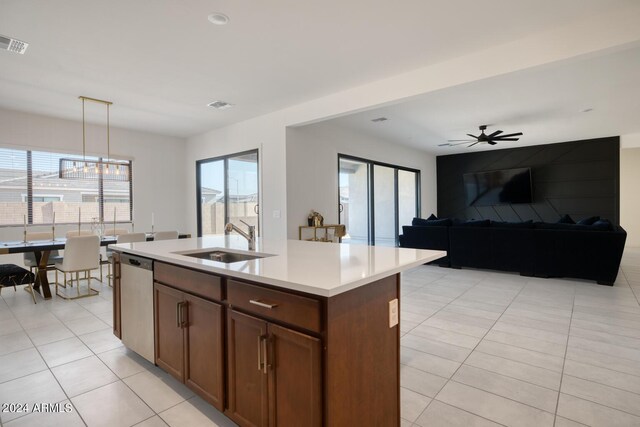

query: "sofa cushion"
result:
(577, 216), (600, 226)
(557, 214), (575, 224)
(492, 220), (534, 229)
(591, 219), (613, 231)
(454, 219), (491, 227)
(535, 222), (583, 230)
(412, 217), (452, 227)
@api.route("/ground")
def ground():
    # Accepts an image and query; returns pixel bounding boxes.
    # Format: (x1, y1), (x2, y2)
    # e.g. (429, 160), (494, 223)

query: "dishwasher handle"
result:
(120, 254), (153, 271)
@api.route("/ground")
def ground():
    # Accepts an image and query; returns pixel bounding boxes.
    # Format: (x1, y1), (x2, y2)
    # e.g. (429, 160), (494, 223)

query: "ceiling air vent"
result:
(371, 117), (388, 123)
(0, 35), (29, 54)
(207, 100), (233, 110)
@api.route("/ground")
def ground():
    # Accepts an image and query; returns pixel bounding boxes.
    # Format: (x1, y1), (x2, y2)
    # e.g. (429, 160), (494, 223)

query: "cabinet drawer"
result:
(227, 280), (321, 333)
(154, 262), (222, 302)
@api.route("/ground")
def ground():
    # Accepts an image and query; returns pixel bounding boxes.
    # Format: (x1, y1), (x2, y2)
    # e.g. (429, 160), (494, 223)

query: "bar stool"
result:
(0, 264), (36, 304)
(55, 235), (100, 300)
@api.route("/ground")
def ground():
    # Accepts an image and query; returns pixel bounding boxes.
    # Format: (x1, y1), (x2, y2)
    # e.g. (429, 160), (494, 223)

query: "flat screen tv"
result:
(464, 167), (532, 207)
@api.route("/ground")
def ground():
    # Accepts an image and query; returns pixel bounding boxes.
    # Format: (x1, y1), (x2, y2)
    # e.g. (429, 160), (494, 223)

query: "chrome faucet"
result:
(225, 220), (256, 250)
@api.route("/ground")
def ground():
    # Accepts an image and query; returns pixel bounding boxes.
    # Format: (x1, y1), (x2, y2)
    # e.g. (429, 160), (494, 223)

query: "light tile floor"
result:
(0, 248), (638, 426)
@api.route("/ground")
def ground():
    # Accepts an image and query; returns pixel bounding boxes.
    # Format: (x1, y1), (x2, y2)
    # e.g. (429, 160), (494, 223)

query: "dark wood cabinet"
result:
(268, 323), (321, 427)
(140, 261), (400, 427)
(112, 252), (121, 339)
(227, 310), (268, 427)
(184, 293), (224, 409)
(227, 310), (321, 427)
(154, 282), (186, 381)
(154, 282), (224, 411)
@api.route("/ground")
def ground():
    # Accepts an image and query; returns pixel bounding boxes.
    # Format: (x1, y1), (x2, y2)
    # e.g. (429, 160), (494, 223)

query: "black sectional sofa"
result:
(399, 217), (627, 286)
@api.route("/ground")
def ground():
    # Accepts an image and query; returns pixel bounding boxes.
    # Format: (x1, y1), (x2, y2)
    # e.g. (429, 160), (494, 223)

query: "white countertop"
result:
(111, 236), (445, 297)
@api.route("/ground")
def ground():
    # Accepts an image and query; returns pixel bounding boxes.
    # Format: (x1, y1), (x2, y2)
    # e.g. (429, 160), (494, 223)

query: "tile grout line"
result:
(552, 282), (576, 427)
(409, 273), (527, 425)
(1, 274), (205, 426)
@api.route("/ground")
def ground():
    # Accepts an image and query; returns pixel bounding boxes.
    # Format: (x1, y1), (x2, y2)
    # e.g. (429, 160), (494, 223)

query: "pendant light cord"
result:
(82, 97), (86, 163)
(106, 103), (110, 161)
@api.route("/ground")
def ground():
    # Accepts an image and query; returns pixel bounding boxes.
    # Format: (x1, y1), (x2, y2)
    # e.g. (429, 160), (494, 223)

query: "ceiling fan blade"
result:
(495, 138), (520, 141)
(494, 132), (523, 139)
(487, 130), (503, 138)
(438, 143), (451, 147)
(468, 141), (480, 147)
(466, 134), (479, 139)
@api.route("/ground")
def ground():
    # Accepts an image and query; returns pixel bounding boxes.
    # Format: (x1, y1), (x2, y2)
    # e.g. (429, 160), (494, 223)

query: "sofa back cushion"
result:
(577, 216), (600, 226)
(557, 214), (575, 224)
(492, 220), (534, 229)
(454, 219), (491, 227)
(412, 217), (452, 227)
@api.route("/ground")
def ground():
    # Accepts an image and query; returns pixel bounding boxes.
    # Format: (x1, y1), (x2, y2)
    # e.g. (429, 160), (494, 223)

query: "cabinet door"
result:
(112, 253), (121, 339)
(267, 324), (322, 427)
(154, 283), (185, 381)
(184, 294), (224, 411)
(227, 310), (268, 427)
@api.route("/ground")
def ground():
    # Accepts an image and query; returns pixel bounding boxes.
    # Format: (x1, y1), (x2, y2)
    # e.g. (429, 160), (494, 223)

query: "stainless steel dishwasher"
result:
(120, 253), (155, 363)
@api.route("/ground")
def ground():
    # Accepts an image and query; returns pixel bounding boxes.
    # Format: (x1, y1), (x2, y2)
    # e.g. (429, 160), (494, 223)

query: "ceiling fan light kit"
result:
(441, 124), (523, 148)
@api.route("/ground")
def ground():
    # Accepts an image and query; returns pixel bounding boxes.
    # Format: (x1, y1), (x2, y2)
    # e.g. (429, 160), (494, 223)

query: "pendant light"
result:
(59, 96), (130, 181)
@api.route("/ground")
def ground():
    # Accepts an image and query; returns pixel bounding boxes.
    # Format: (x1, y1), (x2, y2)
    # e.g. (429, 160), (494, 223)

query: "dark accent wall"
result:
(437, 137), (620, 224)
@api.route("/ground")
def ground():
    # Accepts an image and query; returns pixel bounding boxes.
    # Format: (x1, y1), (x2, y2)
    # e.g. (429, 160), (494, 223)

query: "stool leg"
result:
(25, 273), (36, 304)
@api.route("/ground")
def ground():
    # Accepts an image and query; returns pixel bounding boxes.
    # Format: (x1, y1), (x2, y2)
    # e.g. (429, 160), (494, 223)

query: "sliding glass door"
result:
(338, 155), (420, 246)
(339, 158), (369, 244)
(196, 150), (259, 237)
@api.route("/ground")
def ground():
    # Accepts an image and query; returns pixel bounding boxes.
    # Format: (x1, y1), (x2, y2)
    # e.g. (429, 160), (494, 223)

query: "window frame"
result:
(0, 147), (133, 226)
(196, 149), (260, 237)
(337, 154), (421, 246)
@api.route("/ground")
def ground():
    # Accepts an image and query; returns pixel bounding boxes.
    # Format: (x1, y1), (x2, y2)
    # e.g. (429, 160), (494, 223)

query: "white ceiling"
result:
(325, 44), (640, 154)
(0, 0), (634, 137)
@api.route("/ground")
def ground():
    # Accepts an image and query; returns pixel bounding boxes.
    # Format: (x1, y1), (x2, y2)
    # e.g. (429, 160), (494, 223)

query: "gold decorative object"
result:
(59, 96), (130, 181)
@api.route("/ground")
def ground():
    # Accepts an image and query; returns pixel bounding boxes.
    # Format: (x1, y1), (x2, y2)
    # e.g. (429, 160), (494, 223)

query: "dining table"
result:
(0, 233), (191, 300)
(0, 236), (118, 300)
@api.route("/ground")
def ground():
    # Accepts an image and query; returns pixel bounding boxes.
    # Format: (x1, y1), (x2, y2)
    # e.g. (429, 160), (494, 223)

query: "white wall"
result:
(0, 108), (187, 263)
(185, 112), (288, 239)
(285, 123), (437, 239)
(620, 133), (640, 247)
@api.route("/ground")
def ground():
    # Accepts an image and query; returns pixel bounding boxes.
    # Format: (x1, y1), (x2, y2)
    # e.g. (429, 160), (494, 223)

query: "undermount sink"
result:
(175, 249), (273, 263)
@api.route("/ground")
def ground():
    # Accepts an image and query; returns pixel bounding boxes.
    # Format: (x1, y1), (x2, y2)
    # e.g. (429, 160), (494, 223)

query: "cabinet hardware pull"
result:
(262, 335), (268, 374)
(181, 302), (188, 327)
(176, 302), (182, 327)
(249, 299), (278, 309)
(257, 335), (263, 371)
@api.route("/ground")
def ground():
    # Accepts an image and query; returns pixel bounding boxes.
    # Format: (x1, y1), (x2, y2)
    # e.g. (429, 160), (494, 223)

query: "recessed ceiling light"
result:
(207, 100), (233, 110)
(371, 117), (388, 123)
(208, 13), (230, 25)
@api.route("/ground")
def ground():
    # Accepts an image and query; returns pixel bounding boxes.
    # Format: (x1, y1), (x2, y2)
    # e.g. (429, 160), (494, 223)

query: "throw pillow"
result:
(577, 216), (600, 226)
(557, 214), (575, 224)
(591, 219), (613, 231)
(427, 214), (438, 220)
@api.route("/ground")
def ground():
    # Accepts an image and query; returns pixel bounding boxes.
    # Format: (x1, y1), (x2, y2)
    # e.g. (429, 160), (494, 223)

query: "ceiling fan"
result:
(439, 125), (523, 147)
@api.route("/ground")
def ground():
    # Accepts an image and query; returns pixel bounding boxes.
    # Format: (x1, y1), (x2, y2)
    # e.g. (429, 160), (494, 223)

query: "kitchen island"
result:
(111, 236), (445, 427)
